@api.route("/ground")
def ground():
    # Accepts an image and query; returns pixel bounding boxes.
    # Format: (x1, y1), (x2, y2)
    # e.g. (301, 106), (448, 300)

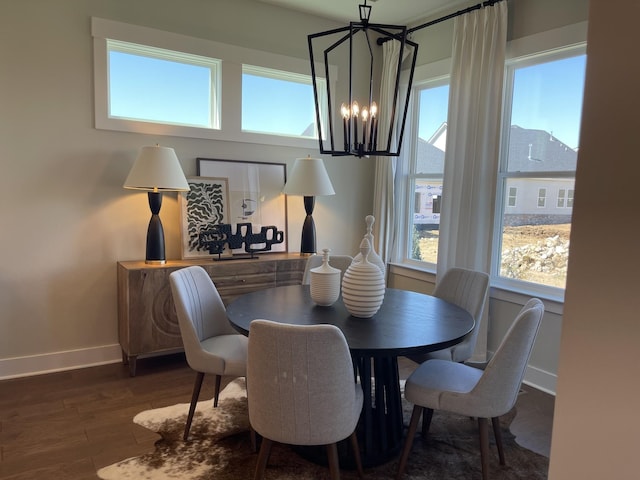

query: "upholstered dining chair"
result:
(247, 319), (364, 480)
(396, 298), (544, 480)
(407, 267), (489, 364)
(169, 266), (248, 441)
(301, 254), (354, 285)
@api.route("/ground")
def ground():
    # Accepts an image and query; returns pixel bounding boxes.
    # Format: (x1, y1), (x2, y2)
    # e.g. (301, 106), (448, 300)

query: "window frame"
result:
(537, 188), (547, 208)
(241, 65), (327, 139)
(491, 43), (586, 300)
(92, 17), (334, 149)
(508, 186), (518, 207)
(399, 62), (451, 271)
(106, 39), (222, 129)
(394, 22), (587, 304)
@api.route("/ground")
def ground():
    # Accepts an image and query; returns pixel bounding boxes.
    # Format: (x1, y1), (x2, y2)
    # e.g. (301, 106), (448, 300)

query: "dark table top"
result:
(226, 285), (474, 357)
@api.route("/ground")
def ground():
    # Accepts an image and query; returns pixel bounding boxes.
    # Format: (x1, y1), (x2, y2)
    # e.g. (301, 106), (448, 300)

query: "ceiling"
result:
(258, 0), (474, 25)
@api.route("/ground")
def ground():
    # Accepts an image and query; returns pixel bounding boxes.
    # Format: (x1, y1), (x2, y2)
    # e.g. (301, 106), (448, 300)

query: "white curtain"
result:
(437, 2), (507, 360)
(437, 2), (507, 275)
(372, 40), (402, 265)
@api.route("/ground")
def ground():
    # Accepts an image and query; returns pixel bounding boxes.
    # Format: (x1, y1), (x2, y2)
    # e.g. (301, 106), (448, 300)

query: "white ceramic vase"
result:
(310, 248), (341, 306)
(352, 215), (386, 278)
(342, 238), (385, 318)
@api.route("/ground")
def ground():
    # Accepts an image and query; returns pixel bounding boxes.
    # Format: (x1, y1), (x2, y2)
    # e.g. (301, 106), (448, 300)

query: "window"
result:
(495, 48), (586, 291)
(567, 189), (574, 208)
(406, 80), (450, 265)
(557, 188), (574, 208)
(537, 188), (547, 208)
(92, 17), (329, 148)
(107, 40), (220, 129)
(241, 66), (323, 138)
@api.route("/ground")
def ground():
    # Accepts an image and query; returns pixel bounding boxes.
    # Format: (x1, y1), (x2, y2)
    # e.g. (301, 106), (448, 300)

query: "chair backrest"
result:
(464, 299), (544, 418)
(433, 267), (490, 362)
(247, 319), (359, 446)
(169, 266), (237, 358)
(301, 254), (354, 285)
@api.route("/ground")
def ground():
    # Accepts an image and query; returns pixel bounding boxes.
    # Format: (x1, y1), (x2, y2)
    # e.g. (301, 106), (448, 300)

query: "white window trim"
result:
(106, 39), (222, 129)
(91, 17), (336, 148)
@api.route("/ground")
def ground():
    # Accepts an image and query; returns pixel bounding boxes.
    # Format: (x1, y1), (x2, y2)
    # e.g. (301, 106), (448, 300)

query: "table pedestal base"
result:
(354, 354), (404, 467)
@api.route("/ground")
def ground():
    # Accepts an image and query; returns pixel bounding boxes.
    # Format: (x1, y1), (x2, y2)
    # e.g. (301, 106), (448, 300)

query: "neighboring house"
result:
(414, 124), (578, 226)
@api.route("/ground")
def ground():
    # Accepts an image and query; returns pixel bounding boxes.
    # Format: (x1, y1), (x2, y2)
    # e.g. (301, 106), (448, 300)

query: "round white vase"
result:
(342, 238), (385, 318)
(310, 248), (341, 306)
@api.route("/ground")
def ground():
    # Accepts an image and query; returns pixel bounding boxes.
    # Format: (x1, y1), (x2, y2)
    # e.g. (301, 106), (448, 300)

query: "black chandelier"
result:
(308, 0), (418, 158)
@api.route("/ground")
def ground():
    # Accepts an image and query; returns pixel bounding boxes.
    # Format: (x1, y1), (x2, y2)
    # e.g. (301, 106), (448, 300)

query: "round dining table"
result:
(226, 284), (474, 467)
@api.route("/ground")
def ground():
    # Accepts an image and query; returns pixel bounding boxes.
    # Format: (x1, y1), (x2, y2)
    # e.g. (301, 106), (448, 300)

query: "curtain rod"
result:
(376, 0), (505, 45)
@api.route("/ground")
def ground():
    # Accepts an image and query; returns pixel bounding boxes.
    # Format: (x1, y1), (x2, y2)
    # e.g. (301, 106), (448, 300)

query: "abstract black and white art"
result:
(197, 159), (288, 254)
(179, 176), (230, 259)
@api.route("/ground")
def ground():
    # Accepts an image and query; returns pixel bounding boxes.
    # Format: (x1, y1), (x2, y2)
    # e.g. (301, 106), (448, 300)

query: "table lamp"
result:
(123, 145), (190, 264)
(282, 156), (335, 255)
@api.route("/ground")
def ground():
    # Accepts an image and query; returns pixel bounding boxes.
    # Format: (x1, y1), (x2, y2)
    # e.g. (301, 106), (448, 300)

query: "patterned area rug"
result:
(97, 379), (548, 479)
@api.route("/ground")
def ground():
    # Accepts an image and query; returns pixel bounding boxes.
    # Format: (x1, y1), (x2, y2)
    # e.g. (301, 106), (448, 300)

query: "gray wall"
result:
(0, 0), (373, 375)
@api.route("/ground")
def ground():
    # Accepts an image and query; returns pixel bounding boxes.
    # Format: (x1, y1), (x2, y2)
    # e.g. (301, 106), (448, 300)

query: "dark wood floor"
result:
(0, 354), (554, 479)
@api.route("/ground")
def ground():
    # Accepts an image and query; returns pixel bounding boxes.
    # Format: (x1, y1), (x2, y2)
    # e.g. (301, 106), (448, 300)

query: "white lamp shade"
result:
(123, 145), (190, 192)
(282, 157), (335, 196)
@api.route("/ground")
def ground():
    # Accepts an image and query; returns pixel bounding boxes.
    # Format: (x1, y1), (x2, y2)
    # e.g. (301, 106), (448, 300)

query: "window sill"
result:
(388, 261), (564, 315)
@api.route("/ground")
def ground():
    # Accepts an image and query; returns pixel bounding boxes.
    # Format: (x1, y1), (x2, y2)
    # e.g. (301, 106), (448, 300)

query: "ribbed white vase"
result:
(342, 238), (385, 318)
(310, 249), (341, 306)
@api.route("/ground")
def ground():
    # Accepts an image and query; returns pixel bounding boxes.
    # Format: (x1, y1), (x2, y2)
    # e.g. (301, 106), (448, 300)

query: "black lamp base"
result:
(146, 191), (166, 264)
(300, 195), (317, 255)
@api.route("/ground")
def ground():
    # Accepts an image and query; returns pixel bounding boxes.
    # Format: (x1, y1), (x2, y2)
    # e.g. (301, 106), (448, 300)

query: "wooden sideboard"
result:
(117, 253), (307, 376)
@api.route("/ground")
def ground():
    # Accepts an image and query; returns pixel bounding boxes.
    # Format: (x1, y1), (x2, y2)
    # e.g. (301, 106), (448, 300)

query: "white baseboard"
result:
(485, 348), (556, 396)
(0, 344), (123, 380)
(1, 343), (557, 396)
(523, 364), (557, 396)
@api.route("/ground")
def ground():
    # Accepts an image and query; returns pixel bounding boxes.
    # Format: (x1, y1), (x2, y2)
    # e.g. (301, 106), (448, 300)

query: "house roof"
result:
(416, 137), (445, 174)
(415, 124), (578, 174)
(507, 125), (577, 172)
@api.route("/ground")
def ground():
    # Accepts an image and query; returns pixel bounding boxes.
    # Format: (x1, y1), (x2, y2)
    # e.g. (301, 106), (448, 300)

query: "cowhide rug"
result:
(97, 379), (548, 479)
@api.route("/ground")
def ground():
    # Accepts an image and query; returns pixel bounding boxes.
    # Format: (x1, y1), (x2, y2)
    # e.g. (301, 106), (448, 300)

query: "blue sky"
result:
(109, 51), (212, 127)
(419, 54), (587, 149)
(241, 74), (316, 136)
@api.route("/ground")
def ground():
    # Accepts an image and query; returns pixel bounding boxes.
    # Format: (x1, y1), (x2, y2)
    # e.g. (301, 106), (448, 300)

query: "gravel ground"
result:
(417, 224), (571, 288)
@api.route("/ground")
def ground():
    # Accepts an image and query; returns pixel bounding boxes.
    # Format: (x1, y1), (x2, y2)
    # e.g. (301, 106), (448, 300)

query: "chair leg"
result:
(250, 425), (258, 453)
(349, 431), (364, 478)
(184, 371), (205, 441)
(326, 442), (341, 480)
(396, 405), (423, 480)
(478, 417), (490, 480)
(421, 407), (434, 437)
(253, 437), (273, 480)
(213, 374), (222, 407)
(492, 416), (506, 465)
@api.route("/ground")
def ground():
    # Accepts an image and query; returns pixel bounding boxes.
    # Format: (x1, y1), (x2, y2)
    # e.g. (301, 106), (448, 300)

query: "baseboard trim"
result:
(2, 344), (558, 395)
(523, 364), (557, 396)
(0, 344), (122, 380)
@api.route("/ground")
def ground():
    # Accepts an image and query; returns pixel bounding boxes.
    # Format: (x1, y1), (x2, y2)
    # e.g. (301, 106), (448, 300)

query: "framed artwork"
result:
(179, 176), (231, 259)
(195, 158), (288, 255)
